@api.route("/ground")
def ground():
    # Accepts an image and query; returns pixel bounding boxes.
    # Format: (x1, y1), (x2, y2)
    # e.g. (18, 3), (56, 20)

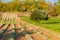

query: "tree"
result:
(30, 8), (48, 21)
(58, 0), (60, 3)
(53, 0), (60, 15)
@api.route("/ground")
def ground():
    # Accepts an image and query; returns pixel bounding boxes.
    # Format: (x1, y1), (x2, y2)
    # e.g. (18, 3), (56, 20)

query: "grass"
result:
(21, 16), (60, 32)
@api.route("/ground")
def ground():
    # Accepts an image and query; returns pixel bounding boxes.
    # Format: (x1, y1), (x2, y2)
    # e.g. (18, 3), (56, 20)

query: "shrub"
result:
(30, 9), (48, 21)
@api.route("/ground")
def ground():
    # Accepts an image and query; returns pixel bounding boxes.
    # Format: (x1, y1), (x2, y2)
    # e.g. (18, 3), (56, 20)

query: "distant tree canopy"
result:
(54, 0), (60, 15)
(0, 0), (60, 15)
(0, 0), (48, 12)
(58, 0), (60, 5)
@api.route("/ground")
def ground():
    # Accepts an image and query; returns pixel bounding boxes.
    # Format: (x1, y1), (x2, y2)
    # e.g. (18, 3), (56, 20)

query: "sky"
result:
(1, 0), (58, 5)
(1, 0), (12, 2)
(45, 0), (58, 5)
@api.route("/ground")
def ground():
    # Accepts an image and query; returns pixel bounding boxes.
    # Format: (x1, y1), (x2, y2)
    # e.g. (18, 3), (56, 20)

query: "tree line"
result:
(0, 0), (60, 15)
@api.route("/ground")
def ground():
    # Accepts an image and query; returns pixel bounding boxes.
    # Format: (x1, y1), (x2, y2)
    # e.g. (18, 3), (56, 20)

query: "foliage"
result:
(0, 0), (60, 16)
(54, 3), (60, 15)
(30, 8), (48, 21)
(0, 0), (47, 12)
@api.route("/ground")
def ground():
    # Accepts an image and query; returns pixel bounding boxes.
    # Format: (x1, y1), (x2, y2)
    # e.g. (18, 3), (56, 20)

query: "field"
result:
(0, 0), (60, 40)
(21, 16), (60, 32)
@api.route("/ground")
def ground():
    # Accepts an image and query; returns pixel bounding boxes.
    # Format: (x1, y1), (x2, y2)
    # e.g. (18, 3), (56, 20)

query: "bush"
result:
(30, 9), (48, 21)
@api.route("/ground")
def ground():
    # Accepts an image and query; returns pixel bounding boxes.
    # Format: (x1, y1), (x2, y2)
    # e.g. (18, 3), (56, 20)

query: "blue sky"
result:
(1, 0), (12, 2)
(45, 0), (58, 5)
(1, 0), (58, 5)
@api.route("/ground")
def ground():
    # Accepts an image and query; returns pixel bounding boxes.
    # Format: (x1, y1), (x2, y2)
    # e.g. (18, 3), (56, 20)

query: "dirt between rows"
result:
(23, 21), (60, 40)
(0, 21), (60, 40)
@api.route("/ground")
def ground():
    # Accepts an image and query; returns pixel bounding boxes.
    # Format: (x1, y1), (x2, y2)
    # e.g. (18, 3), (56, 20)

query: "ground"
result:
(21, 16), (60, 32)
(0, 13), (60, 40)
(22, 21), (60, 40)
